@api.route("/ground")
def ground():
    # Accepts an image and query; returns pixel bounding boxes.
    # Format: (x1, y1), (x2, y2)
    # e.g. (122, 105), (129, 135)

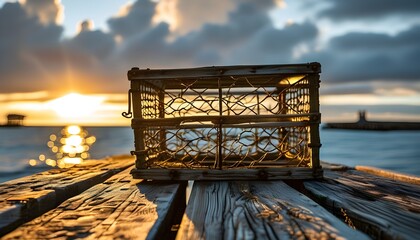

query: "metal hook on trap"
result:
(122, 89), (133, 118)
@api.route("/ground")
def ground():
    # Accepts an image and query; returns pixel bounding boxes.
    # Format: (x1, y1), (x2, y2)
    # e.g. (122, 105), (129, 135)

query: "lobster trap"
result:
(123, 63), (322, 180)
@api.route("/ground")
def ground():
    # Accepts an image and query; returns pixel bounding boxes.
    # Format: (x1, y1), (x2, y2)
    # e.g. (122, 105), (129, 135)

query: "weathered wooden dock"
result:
(1, 156), (419, 239)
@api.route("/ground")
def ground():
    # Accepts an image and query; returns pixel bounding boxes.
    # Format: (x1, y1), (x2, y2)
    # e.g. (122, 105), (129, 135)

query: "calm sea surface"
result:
(1, 126), (419, 183)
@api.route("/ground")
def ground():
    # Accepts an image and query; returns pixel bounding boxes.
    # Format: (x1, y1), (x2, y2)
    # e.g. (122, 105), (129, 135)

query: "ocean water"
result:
(0, 126), (419, 183)
(0, 126), (134, 183)
(320, 128), (420, 176)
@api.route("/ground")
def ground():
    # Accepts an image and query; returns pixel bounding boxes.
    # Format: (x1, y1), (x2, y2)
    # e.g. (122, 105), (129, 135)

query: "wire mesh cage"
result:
(123, 63), (322, 180)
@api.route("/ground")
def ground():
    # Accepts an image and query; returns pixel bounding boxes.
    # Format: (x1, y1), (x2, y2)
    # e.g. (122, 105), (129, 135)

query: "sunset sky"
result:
(1, 0), (420, 126)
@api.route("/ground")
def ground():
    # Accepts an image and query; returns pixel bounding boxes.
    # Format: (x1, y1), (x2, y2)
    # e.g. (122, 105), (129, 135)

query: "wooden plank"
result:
(304, 169), (420, 239)
(176, 181), (368, 240)
(355, 165), (420, 185)
(131, 168), (323, 181)
(2, 167), (186, 240)
(0, 155), (134, 236)
(132, 114), (315, 127)
(128, 63), (321, 81)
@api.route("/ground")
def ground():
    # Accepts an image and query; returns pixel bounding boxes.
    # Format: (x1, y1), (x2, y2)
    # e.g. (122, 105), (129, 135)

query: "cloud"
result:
(0, 1), (119, 93)
(66, 21), (116, 59)
(319, 0), (420, 20)
(107, 0), (156, 39)
(301, 24), (420, 83)
(114, 0), (316, 67)
(1, 0), (419, 97)
(20, 0), (63, 25)
(115, 22), (175, 67)
(0, 2), (63, 91)
(195, 2), (272, 47)
(164, 0), (278, 35)
(154, 0), (234, 34)
(0, 2), (62, 49)
(78, 19), (94, 33)
(230, 21), (318, 64)
(112, 0), (312, 85)
(321, 83), (375, 95)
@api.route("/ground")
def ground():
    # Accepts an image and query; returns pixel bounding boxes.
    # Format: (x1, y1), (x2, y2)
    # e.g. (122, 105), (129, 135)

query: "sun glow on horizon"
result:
(0, 91), (130, 126)
(47, 93), (105, 119)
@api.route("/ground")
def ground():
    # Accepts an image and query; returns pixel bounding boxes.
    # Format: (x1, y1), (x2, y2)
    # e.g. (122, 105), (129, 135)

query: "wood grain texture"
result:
(177, 181), (367, 240)
(131, 168), (323, 181)
(2, 167), (185, 240)
(0, 155), (134, 236)
(355, 165), (420, 185)
(304, 169), (420, 239)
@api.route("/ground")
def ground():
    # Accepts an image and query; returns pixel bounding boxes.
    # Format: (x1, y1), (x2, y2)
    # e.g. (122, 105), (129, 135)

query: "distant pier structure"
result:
(324, 110), (420, 131)
(6, 114), (25, 126)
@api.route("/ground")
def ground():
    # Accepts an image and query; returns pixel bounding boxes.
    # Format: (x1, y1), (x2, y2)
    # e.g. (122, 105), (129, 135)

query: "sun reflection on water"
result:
(28, 125), (96, 168)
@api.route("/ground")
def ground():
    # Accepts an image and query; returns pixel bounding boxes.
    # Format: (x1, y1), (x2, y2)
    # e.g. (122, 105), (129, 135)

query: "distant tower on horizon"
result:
(358, 110), (367, 123)
(6, 114), (25, 126)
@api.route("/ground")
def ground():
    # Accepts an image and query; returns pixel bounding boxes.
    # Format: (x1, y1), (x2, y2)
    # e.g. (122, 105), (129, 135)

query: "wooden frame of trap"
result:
(123, 63), (322, 180)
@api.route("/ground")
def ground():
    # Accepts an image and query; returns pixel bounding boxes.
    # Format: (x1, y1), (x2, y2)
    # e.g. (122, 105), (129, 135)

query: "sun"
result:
(47, 93), (105, 119)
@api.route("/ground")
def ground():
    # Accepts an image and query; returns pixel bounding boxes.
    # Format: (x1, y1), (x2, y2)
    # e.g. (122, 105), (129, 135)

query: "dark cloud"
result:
(0, 2), (62, 49)
(329, 32), (394, 51)
(107, 0), (156, 39)
(162, 1), (274, 64)
(66, 26), (116, 59)
(230, 21), (318, 64)
(1, 0), (419, 96)
(115, 22), (173, 67)
(320, 83), (375, 95)
(79, 20), (94, 32)
(190, 2), (271, 48)
(115, 1), (317, 68)
(0, 2), (63, 91)
(104, 0), (317, 87)
(160, 0), (276, 35)
(319, 0), (420, 20)
(168, 0), (235, 35)
(22, 0), (63, 25)
(301, 24), (420, 83)
(0, 1), (120, 93)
